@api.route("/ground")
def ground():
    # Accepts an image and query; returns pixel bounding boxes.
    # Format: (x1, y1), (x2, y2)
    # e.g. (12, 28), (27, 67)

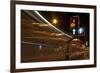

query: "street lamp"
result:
(52, 19), (58, 24)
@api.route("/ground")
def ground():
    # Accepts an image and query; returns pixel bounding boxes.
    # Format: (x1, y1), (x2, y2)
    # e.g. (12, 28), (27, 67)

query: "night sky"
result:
(39, 11), (90, 44)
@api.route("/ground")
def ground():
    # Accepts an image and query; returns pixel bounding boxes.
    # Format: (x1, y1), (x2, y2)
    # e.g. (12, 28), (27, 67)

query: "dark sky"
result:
(39, 11), (90, 43)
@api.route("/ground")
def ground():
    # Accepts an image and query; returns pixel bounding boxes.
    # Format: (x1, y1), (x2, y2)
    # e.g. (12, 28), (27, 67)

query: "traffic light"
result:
(70, 16), (79, 29)
(78, 27), (84, 34)
(70, 19), (75, 28)
(70, 16), (79, 35)
(77, 27), (85, 36)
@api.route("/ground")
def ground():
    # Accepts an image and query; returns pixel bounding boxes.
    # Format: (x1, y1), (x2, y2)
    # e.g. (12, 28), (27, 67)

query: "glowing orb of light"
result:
(78, 27), (84, 34)
(53, 19), (58, 24)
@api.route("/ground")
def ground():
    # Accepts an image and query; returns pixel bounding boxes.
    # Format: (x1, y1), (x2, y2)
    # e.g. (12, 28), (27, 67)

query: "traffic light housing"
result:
(70, 16), (79, 29)
(70, 16), (79, 35)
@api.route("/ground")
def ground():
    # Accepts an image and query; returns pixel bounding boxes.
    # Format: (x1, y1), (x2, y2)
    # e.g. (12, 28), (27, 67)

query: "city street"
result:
(21, 10), (89, 62)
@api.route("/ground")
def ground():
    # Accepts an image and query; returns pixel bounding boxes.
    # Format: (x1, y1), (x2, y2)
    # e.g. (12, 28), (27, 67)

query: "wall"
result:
(0, 0), (100, 73)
